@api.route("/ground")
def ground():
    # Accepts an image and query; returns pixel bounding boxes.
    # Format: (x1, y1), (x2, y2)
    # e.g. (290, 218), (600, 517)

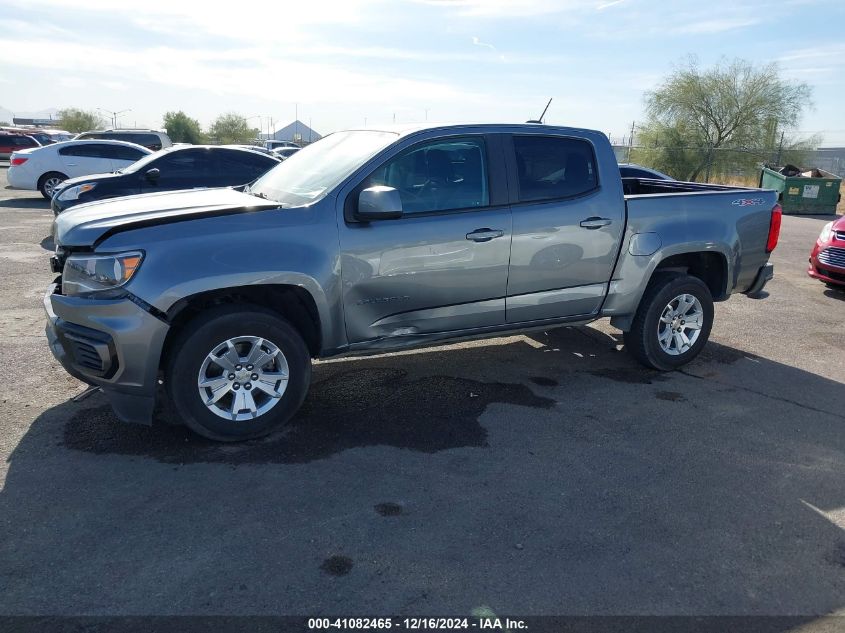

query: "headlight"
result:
(62, 251), (144, 296)
(57, 183), (96, 201)
(819, 222), (834, 243)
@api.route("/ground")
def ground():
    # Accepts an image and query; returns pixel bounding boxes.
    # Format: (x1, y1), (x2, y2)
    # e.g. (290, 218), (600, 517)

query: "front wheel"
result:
(624, 273), (714, 371)
(166, 306), (311, 441)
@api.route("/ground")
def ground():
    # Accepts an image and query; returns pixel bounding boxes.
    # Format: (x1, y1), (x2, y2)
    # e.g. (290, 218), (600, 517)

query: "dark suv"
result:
(75, 129), (172, 151)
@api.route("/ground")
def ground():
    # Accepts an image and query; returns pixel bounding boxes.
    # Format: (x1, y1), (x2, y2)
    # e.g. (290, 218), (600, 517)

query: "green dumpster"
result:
(759, 164), (842, 215)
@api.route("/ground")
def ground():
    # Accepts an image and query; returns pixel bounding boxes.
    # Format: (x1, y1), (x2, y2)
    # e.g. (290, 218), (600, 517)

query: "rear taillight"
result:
(766, 203), (782, 253)
(10, 157), (28, 166)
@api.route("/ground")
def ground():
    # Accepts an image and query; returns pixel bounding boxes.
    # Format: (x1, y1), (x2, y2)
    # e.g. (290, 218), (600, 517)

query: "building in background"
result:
(261, 120), (321, 145)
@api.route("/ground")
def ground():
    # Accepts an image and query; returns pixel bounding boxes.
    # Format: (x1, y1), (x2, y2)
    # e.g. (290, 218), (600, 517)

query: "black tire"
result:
(38, 172), (68, 199)
(824, 282), (844, 292)
(623, 273), (714, 371)
(166, 305), (311, 441)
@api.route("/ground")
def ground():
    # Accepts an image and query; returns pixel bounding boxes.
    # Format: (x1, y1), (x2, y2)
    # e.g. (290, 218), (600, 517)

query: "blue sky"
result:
(1, 0), (843, 144)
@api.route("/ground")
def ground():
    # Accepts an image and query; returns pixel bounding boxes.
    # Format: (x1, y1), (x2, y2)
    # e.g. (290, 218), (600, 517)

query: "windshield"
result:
(249, 130), (397, 206)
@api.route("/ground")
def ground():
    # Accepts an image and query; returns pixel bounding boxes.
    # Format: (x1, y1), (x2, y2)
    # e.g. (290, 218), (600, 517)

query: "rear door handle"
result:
(579, 217), (612, 229)
(466, 228), (505, 242)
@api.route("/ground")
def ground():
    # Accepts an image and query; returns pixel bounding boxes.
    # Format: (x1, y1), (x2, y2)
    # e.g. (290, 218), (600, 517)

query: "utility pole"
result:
(775, 130), (785, 166)
(704, 144), (714, 183)
(626, 121), (635, 163)
(424, 108), (429, 121)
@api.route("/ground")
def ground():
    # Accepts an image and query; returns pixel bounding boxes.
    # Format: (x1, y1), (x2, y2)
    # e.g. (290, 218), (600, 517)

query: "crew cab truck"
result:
(46, 124), (781, 441)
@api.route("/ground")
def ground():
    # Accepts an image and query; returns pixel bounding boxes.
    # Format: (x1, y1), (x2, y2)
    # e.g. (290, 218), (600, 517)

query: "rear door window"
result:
(217, 150), (275, 184)
(107, 145), (147, 161)
(153, 149), (216, 184)
(9, 136), (37, 148)
(58, 143), (113, 158)
(512, 135), (598, 202)
(129, 133), (160, 149)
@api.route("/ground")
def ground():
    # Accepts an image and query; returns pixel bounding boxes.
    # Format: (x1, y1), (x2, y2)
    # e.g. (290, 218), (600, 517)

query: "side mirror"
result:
(145, 168), (160, 183)
(356, 186), (403, 221)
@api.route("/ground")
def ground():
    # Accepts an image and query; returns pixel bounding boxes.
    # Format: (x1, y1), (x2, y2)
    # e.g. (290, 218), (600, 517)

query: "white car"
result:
(264, 139), (300, 151)
(7, 139), (151, 198)
(272, 146), (300, 160)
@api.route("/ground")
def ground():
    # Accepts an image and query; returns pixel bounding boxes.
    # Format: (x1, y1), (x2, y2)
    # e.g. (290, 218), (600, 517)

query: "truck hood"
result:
(53, 187), (280, 247)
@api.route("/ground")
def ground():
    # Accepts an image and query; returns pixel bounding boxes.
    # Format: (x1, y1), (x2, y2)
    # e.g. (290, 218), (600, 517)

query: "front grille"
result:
(818, 247), (845, 269)
(835, 230), (845, 242)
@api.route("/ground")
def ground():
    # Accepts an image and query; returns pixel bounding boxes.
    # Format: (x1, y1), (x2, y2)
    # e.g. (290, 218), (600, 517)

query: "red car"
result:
(808, 215), (845, 289)
(0, 131), (40, 160)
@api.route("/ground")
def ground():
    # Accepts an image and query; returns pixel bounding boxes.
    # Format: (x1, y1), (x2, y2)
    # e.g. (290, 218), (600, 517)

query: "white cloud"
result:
(673, 17), (762, 34)
(0, 37), (479, 107)
(413, 0), (595, 17)
(471, 36), (496, 50)
(596, 0), (627, 9)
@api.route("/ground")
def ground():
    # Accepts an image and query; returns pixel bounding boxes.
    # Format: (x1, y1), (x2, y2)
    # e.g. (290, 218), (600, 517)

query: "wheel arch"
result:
(605, 244), (732, 331)
(159, 284), (323, 374)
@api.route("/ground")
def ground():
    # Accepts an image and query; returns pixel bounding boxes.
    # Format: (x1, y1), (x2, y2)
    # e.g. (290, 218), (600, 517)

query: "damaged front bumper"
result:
(44, 281), (169, 425)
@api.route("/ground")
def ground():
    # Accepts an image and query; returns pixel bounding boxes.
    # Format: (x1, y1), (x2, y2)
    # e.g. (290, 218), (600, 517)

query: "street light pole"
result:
(98, 108), (131, 129)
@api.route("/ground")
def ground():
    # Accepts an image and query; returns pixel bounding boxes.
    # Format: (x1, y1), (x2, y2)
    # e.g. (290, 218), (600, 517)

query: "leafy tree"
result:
(57, 108), (104, 134)
(163, 111), (205, 144)
(207, 113), (257, 145)
(634, 58), (813, 181)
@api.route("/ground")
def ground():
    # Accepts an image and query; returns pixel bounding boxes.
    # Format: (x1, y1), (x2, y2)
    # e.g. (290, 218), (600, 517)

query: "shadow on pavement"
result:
(0, 198), (49, 209)
(823, 287), (845, 302)
(1, 327), (844, 617)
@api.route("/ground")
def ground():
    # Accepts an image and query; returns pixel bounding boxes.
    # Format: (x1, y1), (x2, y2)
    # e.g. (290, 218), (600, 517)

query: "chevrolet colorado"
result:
(46, 123), (780, 441)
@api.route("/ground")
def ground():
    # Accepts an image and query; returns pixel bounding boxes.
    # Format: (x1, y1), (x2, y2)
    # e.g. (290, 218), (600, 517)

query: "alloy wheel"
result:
(197, 335), (289, 421)
(657, 293), (704, 356)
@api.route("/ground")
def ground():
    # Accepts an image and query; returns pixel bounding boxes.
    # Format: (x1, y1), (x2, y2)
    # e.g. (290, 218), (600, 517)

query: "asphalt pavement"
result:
(0, 169), (843, 620)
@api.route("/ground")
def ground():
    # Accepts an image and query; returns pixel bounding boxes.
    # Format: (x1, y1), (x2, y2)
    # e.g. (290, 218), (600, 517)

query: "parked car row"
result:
(8, 140), (152, 197)
(51, 145), (279, 213)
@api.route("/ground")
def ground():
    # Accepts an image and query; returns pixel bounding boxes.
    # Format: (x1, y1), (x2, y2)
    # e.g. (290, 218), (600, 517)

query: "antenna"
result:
(527, 98), (552, 124)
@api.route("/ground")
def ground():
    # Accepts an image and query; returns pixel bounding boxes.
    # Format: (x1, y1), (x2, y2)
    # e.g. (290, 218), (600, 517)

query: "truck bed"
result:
(622, 177), (757, 197)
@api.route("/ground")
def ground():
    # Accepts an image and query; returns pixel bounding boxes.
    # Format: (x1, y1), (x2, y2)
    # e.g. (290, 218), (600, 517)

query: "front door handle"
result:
(466, 228), (505, 242)
(579, 217), (612, 229)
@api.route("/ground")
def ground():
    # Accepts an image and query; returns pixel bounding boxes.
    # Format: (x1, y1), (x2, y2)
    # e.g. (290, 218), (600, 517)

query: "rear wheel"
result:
(166, 305), (311, 441)
(38, 172), (67, 199)
(624, 273), (714, 371)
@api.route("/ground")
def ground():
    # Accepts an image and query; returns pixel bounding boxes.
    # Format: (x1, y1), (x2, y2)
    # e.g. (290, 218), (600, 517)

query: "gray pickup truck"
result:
(46, 123), (781, 441)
